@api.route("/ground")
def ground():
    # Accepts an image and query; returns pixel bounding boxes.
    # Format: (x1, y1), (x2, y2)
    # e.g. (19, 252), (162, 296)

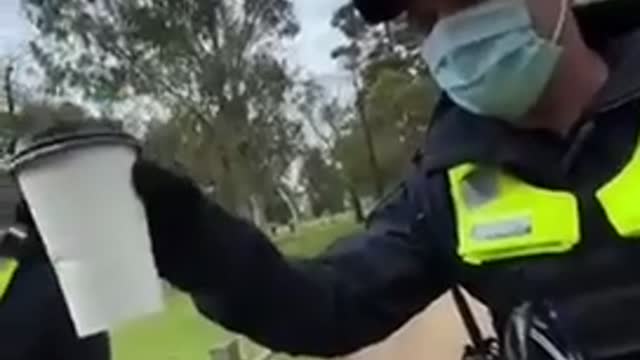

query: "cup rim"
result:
(8, 132), (139, 173)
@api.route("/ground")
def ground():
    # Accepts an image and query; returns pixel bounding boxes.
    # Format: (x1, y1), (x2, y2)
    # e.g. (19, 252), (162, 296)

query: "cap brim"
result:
(353, 0), (408, 24)
(574, 0), (640, 40)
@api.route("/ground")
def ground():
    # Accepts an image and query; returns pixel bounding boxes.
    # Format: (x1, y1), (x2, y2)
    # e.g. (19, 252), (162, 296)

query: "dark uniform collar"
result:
(595, 29), (640, 112)
(422, 28), (640, 184)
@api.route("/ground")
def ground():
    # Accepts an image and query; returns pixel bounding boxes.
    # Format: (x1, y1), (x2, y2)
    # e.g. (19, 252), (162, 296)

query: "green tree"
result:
(365, 68), (437, 151)
(330, 3), (385, 198)
(24, 0), (302, 218)
(330, 3), (423, 71)
(329, 3), (427, 199)
(335, 67), (438, 197)
(301, 148), (345, 217)
(143, 111), (304, 225)
(329, 4), (440, 203)
(294, 79), (366, 222)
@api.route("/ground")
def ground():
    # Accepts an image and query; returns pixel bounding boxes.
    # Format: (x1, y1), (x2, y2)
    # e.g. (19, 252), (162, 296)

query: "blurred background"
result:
(0, 1), (486, 359)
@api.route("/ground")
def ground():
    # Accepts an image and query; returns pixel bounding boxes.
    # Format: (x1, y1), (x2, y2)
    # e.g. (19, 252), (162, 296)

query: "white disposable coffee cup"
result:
(9, 124), (164, 337)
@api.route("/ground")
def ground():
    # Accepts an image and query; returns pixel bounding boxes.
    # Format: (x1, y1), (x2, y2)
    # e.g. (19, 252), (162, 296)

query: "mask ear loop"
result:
(552, 0), (570, 43)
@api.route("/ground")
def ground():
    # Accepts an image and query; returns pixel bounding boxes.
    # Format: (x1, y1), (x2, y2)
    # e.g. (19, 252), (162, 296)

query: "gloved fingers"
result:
(131, 159), (200, 205)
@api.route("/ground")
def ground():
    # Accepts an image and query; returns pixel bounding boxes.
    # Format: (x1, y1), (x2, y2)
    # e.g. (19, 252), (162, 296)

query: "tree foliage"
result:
(301, 147), (345, 217)
(330, 3), (423, 72)
(24, 0), (303, 217)
(328, 3), (439, 200)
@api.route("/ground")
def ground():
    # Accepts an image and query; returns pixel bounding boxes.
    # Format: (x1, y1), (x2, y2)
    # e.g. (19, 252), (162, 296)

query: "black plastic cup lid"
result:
(8, 122), (140, 173)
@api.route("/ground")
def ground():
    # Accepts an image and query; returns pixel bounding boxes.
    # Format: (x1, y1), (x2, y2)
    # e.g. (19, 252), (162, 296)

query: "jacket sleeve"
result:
(190, 174), (453, 357)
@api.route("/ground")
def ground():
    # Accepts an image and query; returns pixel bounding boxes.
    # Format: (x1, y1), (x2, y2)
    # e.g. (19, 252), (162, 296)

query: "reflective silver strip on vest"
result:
(472, 217), (533, 241)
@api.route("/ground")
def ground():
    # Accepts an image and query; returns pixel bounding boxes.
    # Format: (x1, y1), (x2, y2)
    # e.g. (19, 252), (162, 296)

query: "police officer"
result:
(0, 178), (110, 360)
(14, 0), (640, 358)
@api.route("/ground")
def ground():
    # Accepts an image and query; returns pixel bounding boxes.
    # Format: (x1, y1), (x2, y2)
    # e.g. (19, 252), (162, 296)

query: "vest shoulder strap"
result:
(597, 128), (640, 237)
(0, 257), (18, 301)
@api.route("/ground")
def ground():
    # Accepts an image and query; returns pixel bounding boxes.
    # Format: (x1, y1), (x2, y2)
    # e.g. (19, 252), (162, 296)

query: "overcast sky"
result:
(0, 0), (32, 56)
(0, 0), (351, 93)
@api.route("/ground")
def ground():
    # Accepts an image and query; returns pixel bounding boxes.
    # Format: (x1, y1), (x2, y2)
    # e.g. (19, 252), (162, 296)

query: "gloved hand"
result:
(132, 159), (237, 292)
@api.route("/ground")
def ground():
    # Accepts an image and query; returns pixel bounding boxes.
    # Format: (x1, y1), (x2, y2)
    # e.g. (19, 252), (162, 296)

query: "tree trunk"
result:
(352, 73), (384, 198)
(383, 22), (395, 53)
(249, 194), (267, 228)
(4, 65), (15, 117)
(277, 185), (300, 224)
(217, 150), (241, 215)
(347, 185), (365, 223)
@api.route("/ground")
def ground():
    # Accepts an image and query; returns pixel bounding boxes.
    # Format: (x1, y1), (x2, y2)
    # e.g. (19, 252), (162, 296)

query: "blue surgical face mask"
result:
(422, 0), (568, 121)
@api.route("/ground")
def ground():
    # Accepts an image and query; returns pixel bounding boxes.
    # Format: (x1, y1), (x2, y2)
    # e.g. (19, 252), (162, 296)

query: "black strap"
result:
(452, 286), (486, 350)
(452, 286), (502, 360)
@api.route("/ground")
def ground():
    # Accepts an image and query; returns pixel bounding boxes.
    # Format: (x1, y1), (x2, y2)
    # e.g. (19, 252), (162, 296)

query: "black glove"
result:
(132, 159), (238, 292)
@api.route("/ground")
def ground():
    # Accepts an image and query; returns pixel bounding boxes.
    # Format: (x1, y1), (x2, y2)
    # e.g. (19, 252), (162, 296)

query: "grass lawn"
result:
(112, 214), (361, 360)
(278, 213), (359, 258)
(112, 294), (228, 360)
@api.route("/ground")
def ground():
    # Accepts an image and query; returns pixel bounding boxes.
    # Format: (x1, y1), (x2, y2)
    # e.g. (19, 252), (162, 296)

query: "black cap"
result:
(353, 0), (408, 24)
(353, 0), (637, 25)
(574, 0), (640, 45)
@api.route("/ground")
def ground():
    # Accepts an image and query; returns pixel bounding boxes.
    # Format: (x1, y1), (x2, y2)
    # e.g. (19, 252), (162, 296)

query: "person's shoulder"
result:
(367, 161), (451, 230)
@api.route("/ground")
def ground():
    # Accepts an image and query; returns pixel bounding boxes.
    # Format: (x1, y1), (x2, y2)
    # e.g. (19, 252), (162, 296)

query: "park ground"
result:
(112, 215), (359, 360)
(112, 214), (494, 360)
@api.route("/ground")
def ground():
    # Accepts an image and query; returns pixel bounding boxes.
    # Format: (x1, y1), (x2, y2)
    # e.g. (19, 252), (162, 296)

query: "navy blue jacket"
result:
(134, 20), (640, 360)
(0, 198), (111, 360)
(0, 258), (110, 360)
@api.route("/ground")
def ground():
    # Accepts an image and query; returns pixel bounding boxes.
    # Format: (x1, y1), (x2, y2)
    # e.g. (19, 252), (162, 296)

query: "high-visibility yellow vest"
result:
(0, 258), (18, 301)
(597, 136), (640, 237)
(450, 135), (640, 265)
